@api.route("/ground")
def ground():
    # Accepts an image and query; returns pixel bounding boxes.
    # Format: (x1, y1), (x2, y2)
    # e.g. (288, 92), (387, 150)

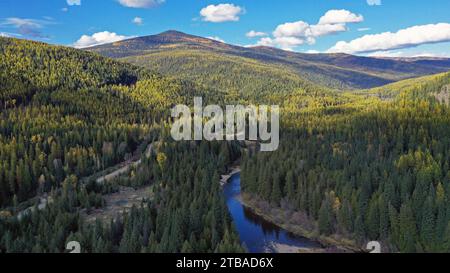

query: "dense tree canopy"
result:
(242, 72), (450, 252)
(0, 37), (242, 253)
(1, 36), (450, 253)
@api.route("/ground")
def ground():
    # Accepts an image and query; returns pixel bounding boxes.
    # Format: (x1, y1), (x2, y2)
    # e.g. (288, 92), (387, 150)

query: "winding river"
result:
(223, 173), (323, 253)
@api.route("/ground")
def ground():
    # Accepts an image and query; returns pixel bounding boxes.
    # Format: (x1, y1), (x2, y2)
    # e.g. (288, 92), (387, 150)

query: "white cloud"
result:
(357, 27), (371, 32)
(256, 36), (305, 51)
(73, 31), (132, 48)
(5, 32), (22, 37)
(367, 50), (449, 58)
(305, 50), (321, 54)
(207, 36), (225, 43)
(272, 20), (346, 45)
(67, 0), (81, 6)
(269, 20), (347, 49)
(273, 21), (310, 39)
(62, 7), (68, 12)
(200, 4), (243, 23)
(328, 23), (450, 54)
(0, 17), (54, 38)
(1, 18), (43, 29)
(133, 17), (143, 25)
(119, 0), (165, 8)
(318, 9), (363, 25)
(256, 37), (275, 47)
(254, 9), (363, 51)
(367, 0), (382, 6)
(309, 23), (347, 37)
(246, 30), (267, 38)
(0, 32), (22, 38)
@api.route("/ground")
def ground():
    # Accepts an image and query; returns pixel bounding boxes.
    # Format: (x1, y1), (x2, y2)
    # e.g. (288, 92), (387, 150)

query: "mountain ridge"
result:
(87, 30), (450, 90)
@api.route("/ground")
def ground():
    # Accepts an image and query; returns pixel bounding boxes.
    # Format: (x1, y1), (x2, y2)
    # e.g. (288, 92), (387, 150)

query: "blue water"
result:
(223, 173), (323, 253)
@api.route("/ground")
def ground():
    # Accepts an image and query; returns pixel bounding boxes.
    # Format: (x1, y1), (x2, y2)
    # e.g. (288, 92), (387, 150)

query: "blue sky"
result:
(1, 0), (450, 57)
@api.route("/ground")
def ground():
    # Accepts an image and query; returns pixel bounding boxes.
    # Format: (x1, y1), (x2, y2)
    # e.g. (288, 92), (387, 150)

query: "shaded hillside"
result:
(88, 31), (450, 90)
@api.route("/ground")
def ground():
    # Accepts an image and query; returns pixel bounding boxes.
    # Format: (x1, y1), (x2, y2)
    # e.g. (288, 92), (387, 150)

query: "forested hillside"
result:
(241, 72), (450, 252)
(0, 37), (179, 206)
(89, 31), (450, 90)
(0, 139), (244, 253)
(122, 49), (325, 101)
(2, 35), (450, 253)
(0, 37), (242, 253)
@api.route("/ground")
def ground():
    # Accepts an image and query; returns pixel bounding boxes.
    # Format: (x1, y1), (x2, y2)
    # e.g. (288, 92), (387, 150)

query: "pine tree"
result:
(399, 203), (417, 252)
(318, 198), (333, 235)
(420, 196), (436, 251)
(367, 196), (380, 240)
(271, 177), (282, 205)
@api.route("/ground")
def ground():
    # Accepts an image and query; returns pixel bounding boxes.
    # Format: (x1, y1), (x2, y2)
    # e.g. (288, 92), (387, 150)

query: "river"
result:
(223, 173), (323, 253)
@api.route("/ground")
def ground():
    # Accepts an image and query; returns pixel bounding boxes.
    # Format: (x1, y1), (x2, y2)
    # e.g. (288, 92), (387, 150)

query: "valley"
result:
(1, 31), (450, 253)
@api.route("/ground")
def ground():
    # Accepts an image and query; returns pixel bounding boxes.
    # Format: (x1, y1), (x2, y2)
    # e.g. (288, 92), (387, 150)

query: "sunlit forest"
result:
(1, 35), (450, 253)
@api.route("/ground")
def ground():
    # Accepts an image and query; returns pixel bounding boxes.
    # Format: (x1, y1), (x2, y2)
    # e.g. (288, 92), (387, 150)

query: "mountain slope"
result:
(0, 36), (215, 206)
(356, 71), (450, 101)
(88, 31), (450, 90)
(0, 36), (245, 254)
(121, 49), (326, 101)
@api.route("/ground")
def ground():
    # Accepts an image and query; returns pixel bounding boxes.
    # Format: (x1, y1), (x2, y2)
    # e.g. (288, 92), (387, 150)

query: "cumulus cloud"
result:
(200, 4), (244, 23)
(309, 23), (348, 37)
(273, 21), (310, 39)
(207, 36), (225, 43)
(133, 17), (143, 25)
(255, 37), (276, 47)
(367, 0), (382, 6)
(256, 9), (363, 50)
(256, 36), (306, 51)
(328, 23), (450, 54)
(246, 30), (267, 38)
(73, 31), (132, 48)
(119, 0), (165, 8)
(272, 21), (346, 47)
(318, 9), (363, 25)
(67, 0), (81, 6)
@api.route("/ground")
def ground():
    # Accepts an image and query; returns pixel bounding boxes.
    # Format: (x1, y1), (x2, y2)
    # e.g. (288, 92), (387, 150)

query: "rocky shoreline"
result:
(220, 164), (241, 186)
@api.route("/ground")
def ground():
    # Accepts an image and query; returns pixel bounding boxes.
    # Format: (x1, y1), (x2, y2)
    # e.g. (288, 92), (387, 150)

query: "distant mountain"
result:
(88, 30), (242, 57)
(88, 31), (450, 90)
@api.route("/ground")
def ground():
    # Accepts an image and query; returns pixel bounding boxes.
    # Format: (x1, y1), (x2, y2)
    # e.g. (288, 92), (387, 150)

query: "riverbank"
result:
(240, 193), (364, 253)
(266, 242), (324, 253)
(223, 173), (325, 253)
(220, 162), (241, 186)
(222, 163), (363, 253)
